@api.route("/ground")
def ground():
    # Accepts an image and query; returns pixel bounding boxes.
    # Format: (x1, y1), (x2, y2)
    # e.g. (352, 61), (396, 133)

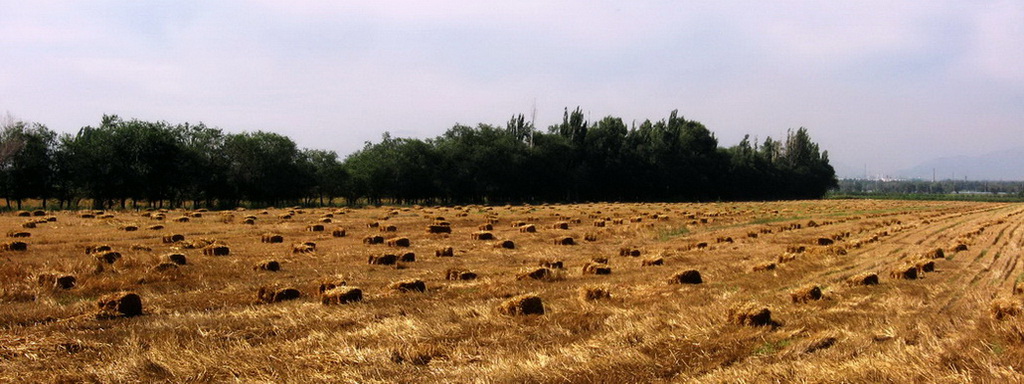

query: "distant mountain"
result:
(898, 148), (1024, 181)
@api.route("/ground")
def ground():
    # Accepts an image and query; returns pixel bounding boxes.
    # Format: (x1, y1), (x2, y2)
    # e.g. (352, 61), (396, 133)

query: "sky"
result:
(1, 1), (1022, 179)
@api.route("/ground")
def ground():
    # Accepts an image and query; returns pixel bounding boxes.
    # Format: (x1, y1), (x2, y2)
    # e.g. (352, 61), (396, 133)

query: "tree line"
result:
(0, 109), (837, 209)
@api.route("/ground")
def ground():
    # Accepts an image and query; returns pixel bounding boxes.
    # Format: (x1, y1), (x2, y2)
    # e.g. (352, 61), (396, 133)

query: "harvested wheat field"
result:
(3, 200), (1024, 383)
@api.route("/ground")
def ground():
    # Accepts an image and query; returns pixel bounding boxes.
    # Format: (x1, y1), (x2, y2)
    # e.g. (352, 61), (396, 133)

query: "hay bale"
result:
(7, 231), (30, 238)
(37, 273), (76, 289)
(816, 238), (834, 246)
(151, 262), (179, 273)
(165, 253), (187, 265)
(716, 236), (733, 244)
(446, 268), (477, 280)
(162, 234), (185, 243)
(85, 244), (112, 254)
(539, 260), (563, 269)
(387, 237), (411, 247)
(202, 245), (229, 256)
(924, 248), (945, 259)
(14, 210), (30, 217)
(96, 292), (143, 317)
(582, 262), (611, 275)
(80, 213), (95, 219)
(261, 234), (284, 243)
(318, 279), (346, 294)
(174, 216), (190, 223)
(426, 225), (451, 234)
(256, 286), (301, 303)
(510, 220), (526, 227)
(380, 225), (398, 232)
(435, 246), (454, 257)
(332, 228), (347, 237)
(307, 224), (325, 232)
(469, 231), (494, 240)
(552, 221), (569, 230)
(478, 223), (493, 231)
(790, 285), (823, 303)
(915, 260), (935, 273)
(519, 224), (536, 233)
(727, 303), (772, 326)
(579, 286), (611, 301)
(553, 236), (575, 246)
(517, 267), (553, 280)
(584, 233), (598, 242)
(1014, 281), (1024, 295)
(400, 252), (416, 262)
(847, 272), (879, 286)
(890, 265), (918, 280)
(368, 254), (398, 265)
(642, 257), (664, 266)
(695, 242), (708, 249)
(497, 295), (544, 316)
(669, 269), (703, 284)
(619, 247), (641, 257)
(321, 287), (362, 305)
(146, 225), (164, 230)
(593, 220), (606, 227)
(991, 298), (1023, 320)
(389, 279), (426, 293)
(254, 260), (281, 271)
(21, 221), (36, 229)
(95, 251), (122, 264)
(363, 235), (384, 244)
(953, 243), (968, 252)
(319, 217), (332, 223)
(120, 225), (139, 232)
(495, 240), (515, 249)
(752, 262), (777, 272)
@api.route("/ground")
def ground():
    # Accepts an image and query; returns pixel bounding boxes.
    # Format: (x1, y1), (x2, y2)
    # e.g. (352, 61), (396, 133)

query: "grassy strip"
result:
(828, 193), (1024, 203)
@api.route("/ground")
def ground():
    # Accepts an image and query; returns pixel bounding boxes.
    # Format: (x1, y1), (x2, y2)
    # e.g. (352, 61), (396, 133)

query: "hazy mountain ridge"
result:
(898, 148), (1024, 181)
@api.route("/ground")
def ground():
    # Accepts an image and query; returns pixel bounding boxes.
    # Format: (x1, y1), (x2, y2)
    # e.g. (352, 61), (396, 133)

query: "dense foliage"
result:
(0, 109), (837, 209)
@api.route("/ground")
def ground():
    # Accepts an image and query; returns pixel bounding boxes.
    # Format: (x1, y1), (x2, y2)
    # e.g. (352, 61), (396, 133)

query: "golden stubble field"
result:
(3, 200), (1024, 383)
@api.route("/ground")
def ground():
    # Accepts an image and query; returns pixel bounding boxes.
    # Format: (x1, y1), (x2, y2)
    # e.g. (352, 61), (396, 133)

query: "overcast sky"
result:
(1, 1), (1021, 178)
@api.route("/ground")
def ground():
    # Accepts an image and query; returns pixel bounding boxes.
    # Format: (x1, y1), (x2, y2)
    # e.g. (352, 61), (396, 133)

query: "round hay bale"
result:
(162, 234), (185, 243)
(991, 298), (1023, 320)
(472, 231), (494, 240)
(495, 240), (515, 249)
(85, 244), (112, 254)
(790, 285), (823, 303)
(37, 273), (76, 289)
(146, 225), (164, 230)
(519, 224), (536, 233)
(261, 234), (284, 243)
(120, 225), (139, 232)
(387, 237), (411, 247)
(389, 279), (426, 293)
(619, 247), (641, 257)
(307, 224), (325, 232)
(7, 231), (30, 238)
(435, 247), (454, 257)
(593, 220), (606, 227)
(816, 237), (834, 246)
(510, 220), (526, 228)
(319, 217), (332, 223)
(254, 260), (281, 271)
(727, 303), (772, 326)
(368, 254), (398, 265)
(953, 243), (968, 252)
(553, 236), (575, 246)
(242, 218), (256, 225)
(165, 253), (187, 265)
(478, 223), (493, 231)
(579, 286), (611, 301)
(21, 221), (36, 229)
(552, 221), (569, 230)
(582, 262), (612, 275)
(752, 262), (776, 272)
(256, 286), (301, 303)
(400, 252), (416, 262)
(446, 268), (477, 280)
(321, 286), (362, 305)
(695, 242), (709, 249)
(95, 251), (122, 264)
(97, 292), (143, 318)
(517, 267), (553, 280)
(847, 272), (879, 286)
(642, 257), (664, 266)
(203, 245), (229, 256)
(786, 246), (806, 254)
(15, 210), (30, 217)
(924, 248), (945, 259)
(497, 295), (544, 316)
(174, 216), (190, 223)
(332, 228), (347, 237)
(915, 260), (935, 273)
(363, 235), (385, 245)
(380, 225), (398, 232)
(669, 269), (703, 284)
(890, 265), (918, 280)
